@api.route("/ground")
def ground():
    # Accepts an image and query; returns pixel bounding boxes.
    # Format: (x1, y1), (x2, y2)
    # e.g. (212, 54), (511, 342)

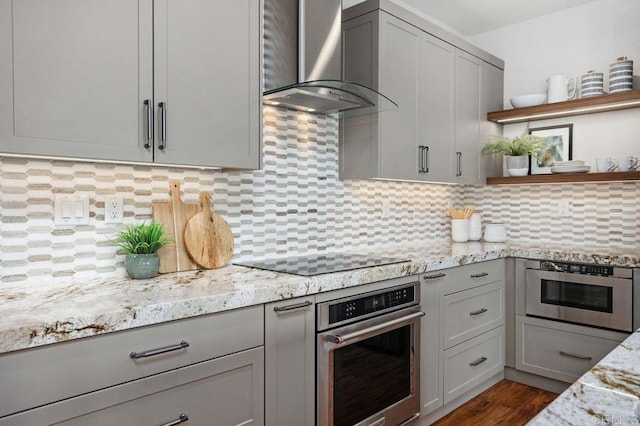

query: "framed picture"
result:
(528, 124), (573, 174)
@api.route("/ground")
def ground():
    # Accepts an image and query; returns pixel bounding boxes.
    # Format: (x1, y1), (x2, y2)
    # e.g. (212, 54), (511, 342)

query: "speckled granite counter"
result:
(529, 330), (640, 425)
(1, 241), (639, 355)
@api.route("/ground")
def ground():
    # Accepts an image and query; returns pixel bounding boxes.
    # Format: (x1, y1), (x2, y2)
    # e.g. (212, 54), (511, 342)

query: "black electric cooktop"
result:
(233, 253), (410, 277)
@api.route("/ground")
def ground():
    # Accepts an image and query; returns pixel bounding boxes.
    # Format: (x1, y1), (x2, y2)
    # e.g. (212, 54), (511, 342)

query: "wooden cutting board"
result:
(183, 192), (234, 269)
(152, 181), (200, 273)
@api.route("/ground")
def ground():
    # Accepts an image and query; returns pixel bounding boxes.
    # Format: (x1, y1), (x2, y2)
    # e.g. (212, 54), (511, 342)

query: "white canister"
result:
(468, 213), (482, 241)
(451, 219), (469, 243)
(483, 223), (507, 243)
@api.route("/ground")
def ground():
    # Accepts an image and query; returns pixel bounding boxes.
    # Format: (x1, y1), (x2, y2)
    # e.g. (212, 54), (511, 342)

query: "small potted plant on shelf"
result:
(482, 131), (547, 176)
(113, 222), (172, 279)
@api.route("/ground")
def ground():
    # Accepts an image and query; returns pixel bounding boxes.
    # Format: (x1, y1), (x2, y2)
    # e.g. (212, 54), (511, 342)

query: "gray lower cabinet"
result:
(515, 315), (627, 383)
(0, 305), (265, 425)
(419, 272), (444, 416)
(265, 297), (315, 426)
(0, 0), (261, 169)
(3, 347), (264, 426)
(340, 2), (504, 184)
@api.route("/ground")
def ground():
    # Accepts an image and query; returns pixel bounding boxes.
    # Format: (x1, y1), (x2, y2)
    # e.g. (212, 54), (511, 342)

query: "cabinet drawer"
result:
(438, 259), (504, 295)
(0, 305), (263, 418)
(442, 281), (504, 349)
(515, 316), (626, 383)
(443, 326), (504, 404)
(1, 347), (264, 426)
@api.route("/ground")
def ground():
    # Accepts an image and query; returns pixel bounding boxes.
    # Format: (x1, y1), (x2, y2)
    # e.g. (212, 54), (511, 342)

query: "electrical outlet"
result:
(105, 196), (124, 223)
(381, 201), (390, 218)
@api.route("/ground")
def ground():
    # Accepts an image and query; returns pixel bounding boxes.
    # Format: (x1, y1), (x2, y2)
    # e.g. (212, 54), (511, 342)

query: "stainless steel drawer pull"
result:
(158, 101), (167, 149)
(273, 301), (313, 312)
(130, 340), (189, 359)
(144, 99), (153, 148)
(469, 308), (488, 316)
(469, 356), (487, 367)
(559, 351), (592, 361)
(161, 413), (189, 426)
(423, 273), (446, 280)
(470, 272), (489, 278)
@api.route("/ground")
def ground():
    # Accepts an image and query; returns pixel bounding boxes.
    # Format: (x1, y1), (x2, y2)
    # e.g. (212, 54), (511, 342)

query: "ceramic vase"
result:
(505, 155), (528, 177)
(124, 253), (160, 279)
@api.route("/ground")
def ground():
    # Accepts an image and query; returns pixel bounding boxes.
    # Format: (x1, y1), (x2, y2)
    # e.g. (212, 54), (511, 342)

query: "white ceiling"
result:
(344, 0), (601, 36)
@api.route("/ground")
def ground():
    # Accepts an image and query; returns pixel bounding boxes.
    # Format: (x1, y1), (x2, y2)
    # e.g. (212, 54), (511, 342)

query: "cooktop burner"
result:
(233, 253), (410, 277)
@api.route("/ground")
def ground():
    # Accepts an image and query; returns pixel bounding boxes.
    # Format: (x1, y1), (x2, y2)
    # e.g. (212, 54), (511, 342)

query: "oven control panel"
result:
(541, 261), (613, 277)
(328, 285), (416, 325)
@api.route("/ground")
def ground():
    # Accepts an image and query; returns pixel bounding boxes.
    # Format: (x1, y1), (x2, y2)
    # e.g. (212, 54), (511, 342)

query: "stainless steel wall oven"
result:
(317, 282), (423, 426)
(525, 260), (637, 332)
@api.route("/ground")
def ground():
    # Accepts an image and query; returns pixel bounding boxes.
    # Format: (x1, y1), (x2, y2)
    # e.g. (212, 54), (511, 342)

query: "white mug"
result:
(547, 74), (577, 103)
(451, 219), (469, 243)
(596, 157), (617, 172)
(617, 156), (639, 172)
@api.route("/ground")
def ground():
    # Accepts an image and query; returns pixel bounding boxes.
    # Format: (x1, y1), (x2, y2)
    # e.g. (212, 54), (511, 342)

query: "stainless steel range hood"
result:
(263, 0), (396, 114)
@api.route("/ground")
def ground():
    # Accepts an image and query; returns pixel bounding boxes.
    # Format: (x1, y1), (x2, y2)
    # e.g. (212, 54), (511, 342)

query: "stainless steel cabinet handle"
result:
(130, 340), (189, 359)
(369, 418), (386, 426)
(161, 413), (189, 426)
(456, 151), (462, 177)
(273, 301), (313, 312)
(418, 145), (425, 173)
(470, 272), (489, 278)
(144, 99), (153, 148)
(328, 311), (425, 345)
(469, 356), (487, 367)
(158, 102), (167, 150)
(424, 146), (429, 173)
(469, 308), (488, 316)
(559, 351), (592, 361)
(423, 273), (446, 280)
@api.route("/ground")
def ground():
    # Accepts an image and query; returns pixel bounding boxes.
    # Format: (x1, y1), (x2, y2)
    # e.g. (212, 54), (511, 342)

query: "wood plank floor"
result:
(432, 380), (558, 426)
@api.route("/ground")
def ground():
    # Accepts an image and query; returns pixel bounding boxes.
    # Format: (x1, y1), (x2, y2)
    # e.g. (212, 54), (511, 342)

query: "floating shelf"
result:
(487, 91), (640, 123)
(486, 171), (640, 185)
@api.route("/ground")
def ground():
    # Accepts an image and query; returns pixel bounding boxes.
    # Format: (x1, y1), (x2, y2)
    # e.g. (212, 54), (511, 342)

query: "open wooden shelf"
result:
(487, 91), (640, 123)
(486, 171), (640, 185)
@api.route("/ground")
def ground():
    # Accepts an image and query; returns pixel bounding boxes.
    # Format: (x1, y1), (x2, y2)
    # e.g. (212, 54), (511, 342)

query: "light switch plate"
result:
(54, 195), (90, 226)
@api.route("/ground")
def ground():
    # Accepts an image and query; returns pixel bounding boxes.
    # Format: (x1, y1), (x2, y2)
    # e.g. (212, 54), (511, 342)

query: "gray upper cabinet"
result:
(0, 0), (261, 169)
(340, 1), (503, 184)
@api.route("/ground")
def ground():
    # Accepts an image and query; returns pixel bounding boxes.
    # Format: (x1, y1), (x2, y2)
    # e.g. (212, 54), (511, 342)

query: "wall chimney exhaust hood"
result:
(263, 0), (396, 114)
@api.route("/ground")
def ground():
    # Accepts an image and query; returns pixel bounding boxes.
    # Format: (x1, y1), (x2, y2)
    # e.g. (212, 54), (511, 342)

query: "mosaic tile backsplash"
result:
(1, 107), (639, 286)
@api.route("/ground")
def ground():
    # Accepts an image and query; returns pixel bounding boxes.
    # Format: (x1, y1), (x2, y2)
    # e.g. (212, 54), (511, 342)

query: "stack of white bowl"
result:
(550, 160), (591, 174)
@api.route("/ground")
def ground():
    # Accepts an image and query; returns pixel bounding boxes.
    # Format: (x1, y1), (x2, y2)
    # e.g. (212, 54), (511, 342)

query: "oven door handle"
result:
(327, 311), (425, 345)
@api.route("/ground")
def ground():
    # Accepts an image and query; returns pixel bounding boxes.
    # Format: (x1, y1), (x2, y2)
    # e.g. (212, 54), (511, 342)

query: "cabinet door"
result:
(418, 34), (456, 183)
(377, 14), (421, 181)
(153, 0), (261, 169)
(454, 50), (482, 184)
(0, 0), (153, 162)
(265, 297), (315, 426)
(2, 348), (264, 426)
(420, 273), (444, 415)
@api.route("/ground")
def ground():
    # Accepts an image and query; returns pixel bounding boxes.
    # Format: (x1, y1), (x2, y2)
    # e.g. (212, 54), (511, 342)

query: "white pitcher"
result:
(547, 74), (577, 103)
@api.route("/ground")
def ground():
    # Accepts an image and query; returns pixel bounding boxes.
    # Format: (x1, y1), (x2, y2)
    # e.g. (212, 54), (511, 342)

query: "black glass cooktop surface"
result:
(233, 253), (410, 277)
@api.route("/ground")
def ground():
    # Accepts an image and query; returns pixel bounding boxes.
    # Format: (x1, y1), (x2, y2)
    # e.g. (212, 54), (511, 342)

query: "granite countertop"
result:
(1, 241), (639, 355)
(529, 330), (640, 425)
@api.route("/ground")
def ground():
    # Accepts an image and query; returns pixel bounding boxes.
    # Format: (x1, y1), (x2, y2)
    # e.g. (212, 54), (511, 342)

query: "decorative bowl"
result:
(510, 94), (546, 108)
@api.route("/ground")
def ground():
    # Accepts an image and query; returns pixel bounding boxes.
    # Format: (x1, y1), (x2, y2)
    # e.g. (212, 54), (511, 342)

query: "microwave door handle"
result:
(327, 311), (425, 345)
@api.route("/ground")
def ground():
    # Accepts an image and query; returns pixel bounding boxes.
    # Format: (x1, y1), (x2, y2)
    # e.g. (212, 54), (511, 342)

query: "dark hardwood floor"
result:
(432, 380), (558, 426)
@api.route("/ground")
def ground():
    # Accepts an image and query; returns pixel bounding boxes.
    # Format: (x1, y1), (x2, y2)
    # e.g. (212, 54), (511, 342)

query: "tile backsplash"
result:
(1, 107), (639, 286)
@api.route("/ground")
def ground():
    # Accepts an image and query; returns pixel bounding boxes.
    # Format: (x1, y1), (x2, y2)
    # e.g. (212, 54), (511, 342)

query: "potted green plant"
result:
(482, 131), (547, 176)
(113, 222), (172, 279)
